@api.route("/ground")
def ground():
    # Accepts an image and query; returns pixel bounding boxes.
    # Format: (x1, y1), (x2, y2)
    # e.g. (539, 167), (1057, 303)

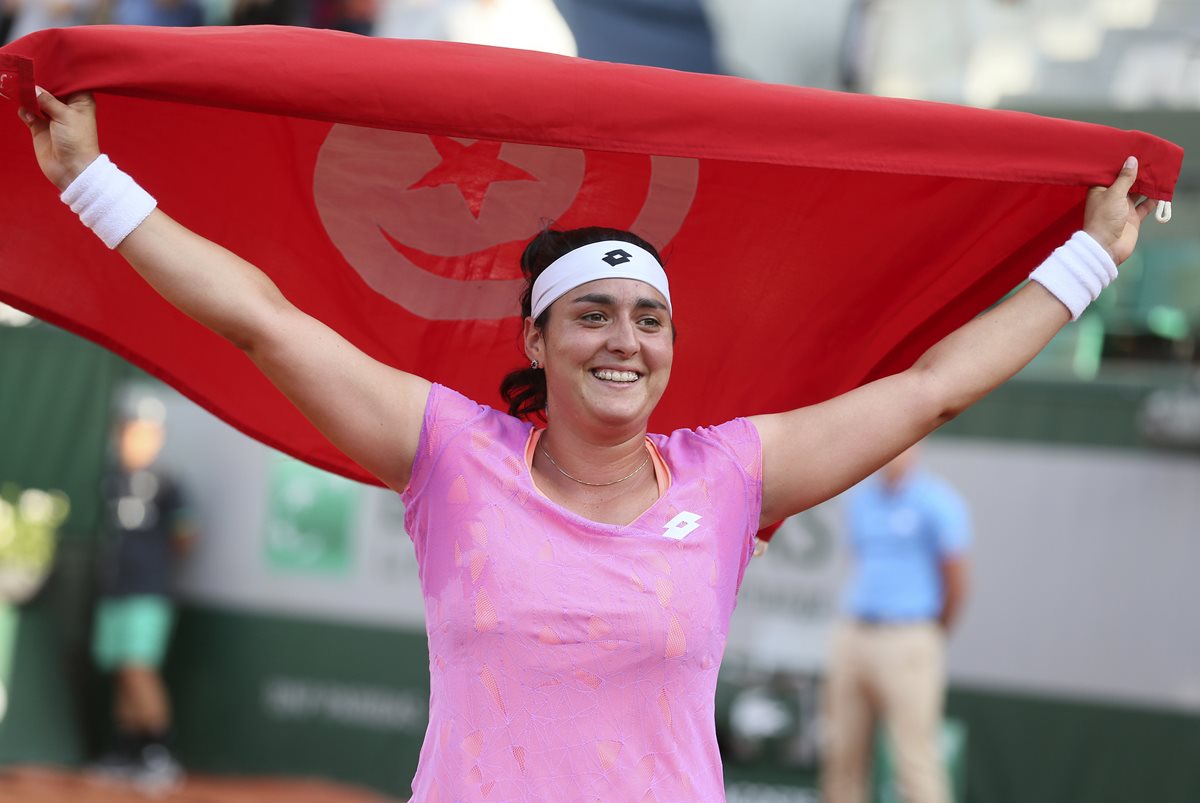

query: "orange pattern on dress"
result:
(501, 454), (522, 476)
(587, 616), (612, 640)
(573, 668), (603, 689)
(448, 475), (469, 503)
(655, 577), (674, 608)
(596, 740), (623, 771)
(469, 552), (487, 583)
(665, 613), (687, 659)
(475, 588), (499, 631)
(633, 754), (656, 788)
(478, 664), (506, 715)
(461, 731), (484, 759)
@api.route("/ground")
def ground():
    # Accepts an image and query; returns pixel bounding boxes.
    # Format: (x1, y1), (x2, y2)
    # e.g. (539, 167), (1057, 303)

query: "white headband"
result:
(530, 240), (671, 321)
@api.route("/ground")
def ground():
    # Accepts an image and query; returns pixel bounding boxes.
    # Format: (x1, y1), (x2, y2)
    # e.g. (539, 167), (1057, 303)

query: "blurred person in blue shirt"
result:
(108, 0), (203, 26)
(822, 443), (970, 803)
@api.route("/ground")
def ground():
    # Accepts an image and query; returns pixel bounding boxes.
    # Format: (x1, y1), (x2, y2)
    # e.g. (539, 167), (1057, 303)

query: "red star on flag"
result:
(408, 136), (538, 218)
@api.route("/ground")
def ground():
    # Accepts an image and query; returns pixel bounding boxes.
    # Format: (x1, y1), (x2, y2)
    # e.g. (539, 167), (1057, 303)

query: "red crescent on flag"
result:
(314, 125), (699, 321)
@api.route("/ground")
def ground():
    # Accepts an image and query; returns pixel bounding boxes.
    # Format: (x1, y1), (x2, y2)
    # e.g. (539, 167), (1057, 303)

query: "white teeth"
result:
(593, 369), (639, 382)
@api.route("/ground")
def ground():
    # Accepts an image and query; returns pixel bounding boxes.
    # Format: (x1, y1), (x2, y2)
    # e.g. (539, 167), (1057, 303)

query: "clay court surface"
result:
(0, 767), (405, 803)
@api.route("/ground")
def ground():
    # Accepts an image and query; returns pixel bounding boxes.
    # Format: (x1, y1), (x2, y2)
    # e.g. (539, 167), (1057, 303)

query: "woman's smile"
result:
(590, 367), (641, 384)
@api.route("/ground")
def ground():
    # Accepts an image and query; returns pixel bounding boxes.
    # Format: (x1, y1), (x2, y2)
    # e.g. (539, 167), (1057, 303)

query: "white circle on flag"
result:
(313, 125), (698, 321)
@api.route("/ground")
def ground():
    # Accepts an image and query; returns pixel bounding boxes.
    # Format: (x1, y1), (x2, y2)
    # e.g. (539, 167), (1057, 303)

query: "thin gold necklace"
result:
(539, 443), (651, 487)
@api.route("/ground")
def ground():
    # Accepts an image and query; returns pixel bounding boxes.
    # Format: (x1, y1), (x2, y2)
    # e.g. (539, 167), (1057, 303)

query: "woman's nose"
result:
(606, 317), (639, 355)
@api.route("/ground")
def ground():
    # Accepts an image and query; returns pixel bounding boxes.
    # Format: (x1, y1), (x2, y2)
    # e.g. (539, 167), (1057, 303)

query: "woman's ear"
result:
(522, 316), (545, 364)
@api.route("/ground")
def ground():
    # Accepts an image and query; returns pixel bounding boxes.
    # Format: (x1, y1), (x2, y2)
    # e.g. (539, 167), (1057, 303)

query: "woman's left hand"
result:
(1083, 156), (1157, 266)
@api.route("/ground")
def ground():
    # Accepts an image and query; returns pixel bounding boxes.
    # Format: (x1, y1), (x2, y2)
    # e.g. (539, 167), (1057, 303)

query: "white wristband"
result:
(60, 154), (157, 249)
(1028, 231), (1118, 320)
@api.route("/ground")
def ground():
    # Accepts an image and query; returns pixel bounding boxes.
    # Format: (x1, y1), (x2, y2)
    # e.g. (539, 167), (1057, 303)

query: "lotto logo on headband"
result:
(602, 249), (633, 267)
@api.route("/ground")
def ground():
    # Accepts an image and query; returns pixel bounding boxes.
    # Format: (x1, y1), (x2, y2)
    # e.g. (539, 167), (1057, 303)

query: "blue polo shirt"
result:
(843, 470), (970, 621)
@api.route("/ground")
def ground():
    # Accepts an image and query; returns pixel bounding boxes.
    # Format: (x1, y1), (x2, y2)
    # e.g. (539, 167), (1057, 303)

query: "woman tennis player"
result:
(19, 89), (1152, 800)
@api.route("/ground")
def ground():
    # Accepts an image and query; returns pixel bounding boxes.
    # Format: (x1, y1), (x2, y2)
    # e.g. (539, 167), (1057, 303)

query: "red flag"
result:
(0, 26), (1184, 485)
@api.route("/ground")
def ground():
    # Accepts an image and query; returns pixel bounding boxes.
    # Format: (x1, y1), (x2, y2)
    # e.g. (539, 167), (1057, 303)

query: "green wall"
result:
(0, 323), (129, 764)
(166, 607), (429, 797)
(940, 377), (1153, 449)
(946, 686), (1200, 803)
(163, 603), (1200, 803)
(0, 323), (126, 539)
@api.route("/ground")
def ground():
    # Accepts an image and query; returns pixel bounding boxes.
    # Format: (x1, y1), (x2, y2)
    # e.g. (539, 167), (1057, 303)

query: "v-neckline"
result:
(523, 428), (672, 532)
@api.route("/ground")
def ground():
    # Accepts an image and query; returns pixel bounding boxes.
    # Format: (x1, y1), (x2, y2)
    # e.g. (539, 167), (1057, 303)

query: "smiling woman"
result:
(492, 227), (680, 534)
(498, 226), (667, 421)
(16, 72), (1156, 800)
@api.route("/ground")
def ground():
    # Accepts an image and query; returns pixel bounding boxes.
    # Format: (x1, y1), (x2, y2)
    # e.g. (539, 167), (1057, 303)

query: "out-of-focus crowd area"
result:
(5, 0), (1200, 110)
(4, 0), (1198, 99)
(0, 0), (572, 47)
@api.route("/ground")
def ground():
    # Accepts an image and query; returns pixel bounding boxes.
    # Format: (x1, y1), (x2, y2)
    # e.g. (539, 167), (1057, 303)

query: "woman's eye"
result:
(582, 312), (606, 323)
(639, 317), (663, 327)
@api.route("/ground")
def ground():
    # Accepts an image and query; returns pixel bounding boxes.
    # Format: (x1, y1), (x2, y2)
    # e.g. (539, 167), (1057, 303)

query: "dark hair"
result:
(499, 226), (665, 420)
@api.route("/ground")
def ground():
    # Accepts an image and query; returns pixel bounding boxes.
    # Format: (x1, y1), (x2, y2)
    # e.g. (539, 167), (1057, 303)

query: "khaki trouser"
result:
(821, 621), (950, 803)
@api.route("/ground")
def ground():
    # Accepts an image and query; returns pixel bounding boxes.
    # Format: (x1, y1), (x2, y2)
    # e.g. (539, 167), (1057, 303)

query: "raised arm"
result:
(20, 90), (430, 491)
(752, 157), (1155, 526)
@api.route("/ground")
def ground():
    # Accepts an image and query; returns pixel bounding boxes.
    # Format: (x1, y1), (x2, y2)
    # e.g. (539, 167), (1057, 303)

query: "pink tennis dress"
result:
(401, 385), (763, 802)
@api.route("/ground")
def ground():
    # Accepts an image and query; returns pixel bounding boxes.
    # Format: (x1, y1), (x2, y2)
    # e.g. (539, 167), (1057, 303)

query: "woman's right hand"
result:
(17, 88), (101, 191)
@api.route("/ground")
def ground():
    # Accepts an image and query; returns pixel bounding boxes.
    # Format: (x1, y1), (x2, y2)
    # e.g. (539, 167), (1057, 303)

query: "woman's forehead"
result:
(562, 277), (669, 307)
